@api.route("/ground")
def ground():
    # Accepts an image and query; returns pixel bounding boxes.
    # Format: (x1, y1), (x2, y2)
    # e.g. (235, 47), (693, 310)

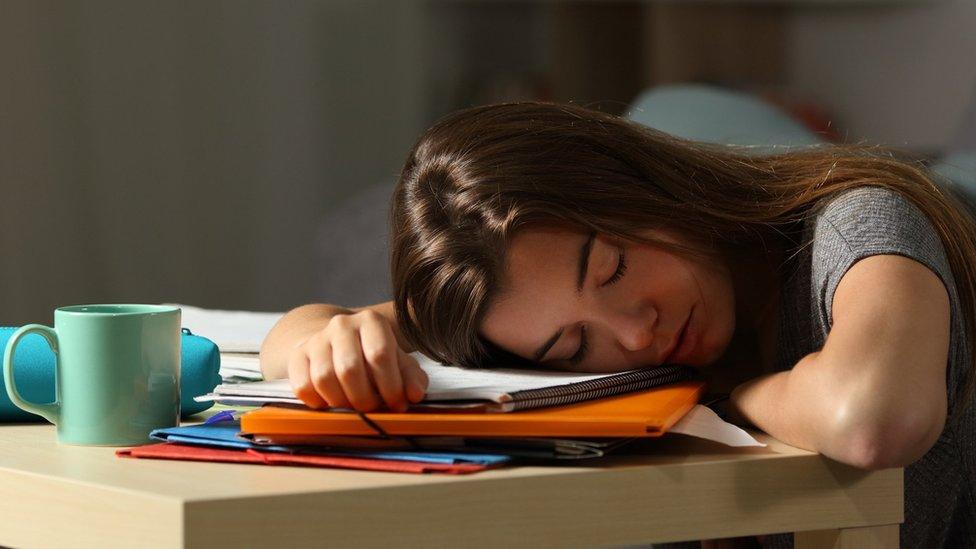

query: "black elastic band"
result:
(356, 411), (391, 438)
(355, 411), (423, 450)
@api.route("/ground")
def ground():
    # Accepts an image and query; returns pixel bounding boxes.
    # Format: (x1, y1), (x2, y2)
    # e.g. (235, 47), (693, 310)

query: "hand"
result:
(287, 310), (429, 412)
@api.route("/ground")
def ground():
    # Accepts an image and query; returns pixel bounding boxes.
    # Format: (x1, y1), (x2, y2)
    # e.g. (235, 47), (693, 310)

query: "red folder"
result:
(117, 443), (491, 474)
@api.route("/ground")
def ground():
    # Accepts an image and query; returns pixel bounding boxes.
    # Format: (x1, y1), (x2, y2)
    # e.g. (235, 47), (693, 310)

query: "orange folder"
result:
(240, 380), (704, 438)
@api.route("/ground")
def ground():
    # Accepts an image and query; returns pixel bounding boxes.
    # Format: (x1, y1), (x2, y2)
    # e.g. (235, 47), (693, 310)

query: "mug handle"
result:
(2, 324), (61, 424)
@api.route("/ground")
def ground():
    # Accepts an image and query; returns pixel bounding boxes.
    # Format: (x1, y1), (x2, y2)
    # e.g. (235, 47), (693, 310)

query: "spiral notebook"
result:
(239, 381), (705, 438)
(197, 353), (696, 413)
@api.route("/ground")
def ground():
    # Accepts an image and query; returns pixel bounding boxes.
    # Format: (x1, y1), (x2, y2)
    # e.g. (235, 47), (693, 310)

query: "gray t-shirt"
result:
(767, 186), (975, 547)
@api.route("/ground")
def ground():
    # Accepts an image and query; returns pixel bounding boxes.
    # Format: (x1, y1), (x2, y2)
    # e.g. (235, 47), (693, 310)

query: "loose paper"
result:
(669, 404), (765, 447)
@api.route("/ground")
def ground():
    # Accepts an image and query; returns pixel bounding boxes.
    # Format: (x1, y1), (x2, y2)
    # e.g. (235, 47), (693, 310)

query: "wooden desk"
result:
(0, 420), (902, 548)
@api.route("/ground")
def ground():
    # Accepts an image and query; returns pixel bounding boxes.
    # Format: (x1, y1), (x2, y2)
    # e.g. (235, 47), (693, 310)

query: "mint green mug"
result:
(2, 304), (181, 446)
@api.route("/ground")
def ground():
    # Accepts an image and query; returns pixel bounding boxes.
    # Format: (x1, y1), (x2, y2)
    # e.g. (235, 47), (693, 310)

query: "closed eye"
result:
(567, 325), (589, 366)
(601, 247), (627, 287)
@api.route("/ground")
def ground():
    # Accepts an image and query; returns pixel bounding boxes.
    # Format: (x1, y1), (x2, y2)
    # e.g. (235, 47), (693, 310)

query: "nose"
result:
(610, 305), (658, 352)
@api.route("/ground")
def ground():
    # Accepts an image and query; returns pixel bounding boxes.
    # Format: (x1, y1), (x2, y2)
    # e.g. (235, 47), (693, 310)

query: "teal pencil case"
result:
(0, 327), (222, 422)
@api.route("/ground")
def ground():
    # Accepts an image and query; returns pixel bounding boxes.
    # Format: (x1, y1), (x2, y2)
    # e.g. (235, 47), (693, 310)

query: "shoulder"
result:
(810, 186), (950, 284)
(813, 186), (944, 259)
(806, 186), (956, 328)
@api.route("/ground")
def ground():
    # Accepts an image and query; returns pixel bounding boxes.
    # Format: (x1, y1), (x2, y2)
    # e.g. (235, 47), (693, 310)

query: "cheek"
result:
(701, 269), (737, 358)
(590, 335), (658, 372)
(629, 250), (691, 297)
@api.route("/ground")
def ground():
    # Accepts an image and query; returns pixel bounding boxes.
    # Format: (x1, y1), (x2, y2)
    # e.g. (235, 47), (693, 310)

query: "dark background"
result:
(3, 0), (973, 324)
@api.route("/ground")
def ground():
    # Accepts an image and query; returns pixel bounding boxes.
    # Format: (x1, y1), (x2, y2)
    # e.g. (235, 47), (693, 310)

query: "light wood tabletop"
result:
(0, 414), (902, 549)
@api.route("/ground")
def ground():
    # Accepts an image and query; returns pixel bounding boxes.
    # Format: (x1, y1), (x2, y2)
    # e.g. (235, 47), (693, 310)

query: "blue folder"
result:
(149, 416), (512, 466)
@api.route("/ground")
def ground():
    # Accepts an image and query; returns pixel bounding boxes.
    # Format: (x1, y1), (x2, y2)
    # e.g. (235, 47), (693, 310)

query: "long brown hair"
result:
(390, 101), (976, 411)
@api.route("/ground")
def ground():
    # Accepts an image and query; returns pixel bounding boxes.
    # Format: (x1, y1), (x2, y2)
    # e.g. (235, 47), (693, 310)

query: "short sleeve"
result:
(811, 186), (954, 328)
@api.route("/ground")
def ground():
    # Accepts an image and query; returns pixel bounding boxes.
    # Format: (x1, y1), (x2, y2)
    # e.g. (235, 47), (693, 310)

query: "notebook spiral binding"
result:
(506, 365), (695, 412)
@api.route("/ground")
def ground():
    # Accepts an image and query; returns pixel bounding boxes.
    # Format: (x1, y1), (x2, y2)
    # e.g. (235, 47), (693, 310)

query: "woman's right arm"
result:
(259, 301), (427, 413)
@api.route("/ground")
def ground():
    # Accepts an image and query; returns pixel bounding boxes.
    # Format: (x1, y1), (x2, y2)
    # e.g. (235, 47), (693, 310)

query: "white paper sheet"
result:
(170, 304), (283, 352)
(669, 404), (765, 447)
(219, 353), (263, 374)
(412, 353), (654, 401)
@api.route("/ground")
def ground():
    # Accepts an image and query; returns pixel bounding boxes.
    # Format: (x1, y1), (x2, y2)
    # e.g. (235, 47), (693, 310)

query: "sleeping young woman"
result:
(260, 102), (976, 546)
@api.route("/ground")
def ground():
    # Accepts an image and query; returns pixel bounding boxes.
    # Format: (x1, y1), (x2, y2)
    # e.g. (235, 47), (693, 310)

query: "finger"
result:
(307, 341), (352, 409)
(330, 321), (381, 411)
(398, 349), (429, 404)
(287, 348), (328, 409)
(360, 315), (407, 412)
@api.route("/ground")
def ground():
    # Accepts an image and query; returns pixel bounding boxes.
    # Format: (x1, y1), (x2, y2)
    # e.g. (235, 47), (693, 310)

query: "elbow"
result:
(836, 429), (912, 471)
(258, 338), (285, 380)
(258, 338), (274, 379)
(827, 403), (946, 471)
(258, 355), (275, 380)
(258, 346), (287, 381)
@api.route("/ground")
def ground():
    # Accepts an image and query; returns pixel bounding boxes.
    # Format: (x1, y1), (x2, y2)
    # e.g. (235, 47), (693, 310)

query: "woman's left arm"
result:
(730, 254), (950, 470)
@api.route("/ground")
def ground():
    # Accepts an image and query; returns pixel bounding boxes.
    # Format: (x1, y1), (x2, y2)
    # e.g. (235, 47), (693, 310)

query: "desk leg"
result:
(794, 524), (899, 549)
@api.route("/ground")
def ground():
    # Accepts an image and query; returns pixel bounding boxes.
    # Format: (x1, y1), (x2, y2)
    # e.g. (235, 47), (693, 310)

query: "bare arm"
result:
(730, 255), (949, 470)
(259, 301), (413, 380)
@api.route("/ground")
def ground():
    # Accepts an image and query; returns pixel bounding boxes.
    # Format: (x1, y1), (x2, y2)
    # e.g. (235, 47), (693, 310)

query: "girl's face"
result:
(480, 227), (737, 373)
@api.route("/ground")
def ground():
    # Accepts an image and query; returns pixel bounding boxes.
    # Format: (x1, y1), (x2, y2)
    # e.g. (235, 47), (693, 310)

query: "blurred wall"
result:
(787, 0), (976, 152)
(0, 0), (426, 324)
(424, 1), (549, 119)
(4, 0), (975, 325)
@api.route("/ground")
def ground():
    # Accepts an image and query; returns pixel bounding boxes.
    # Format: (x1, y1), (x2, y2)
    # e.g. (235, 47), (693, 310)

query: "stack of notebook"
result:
(217, 353), (263, 382)
(199, 353), (697, 413)
(117, 305), (715, 474)
(121, 355), (704, 473)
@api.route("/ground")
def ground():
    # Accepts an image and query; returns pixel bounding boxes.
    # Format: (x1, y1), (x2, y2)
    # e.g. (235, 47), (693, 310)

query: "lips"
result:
(661, 307), (694, 365)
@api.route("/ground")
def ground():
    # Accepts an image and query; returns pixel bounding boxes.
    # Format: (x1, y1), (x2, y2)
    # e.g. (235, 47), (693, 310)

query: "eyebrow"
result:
(532, 232), (595, 362)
